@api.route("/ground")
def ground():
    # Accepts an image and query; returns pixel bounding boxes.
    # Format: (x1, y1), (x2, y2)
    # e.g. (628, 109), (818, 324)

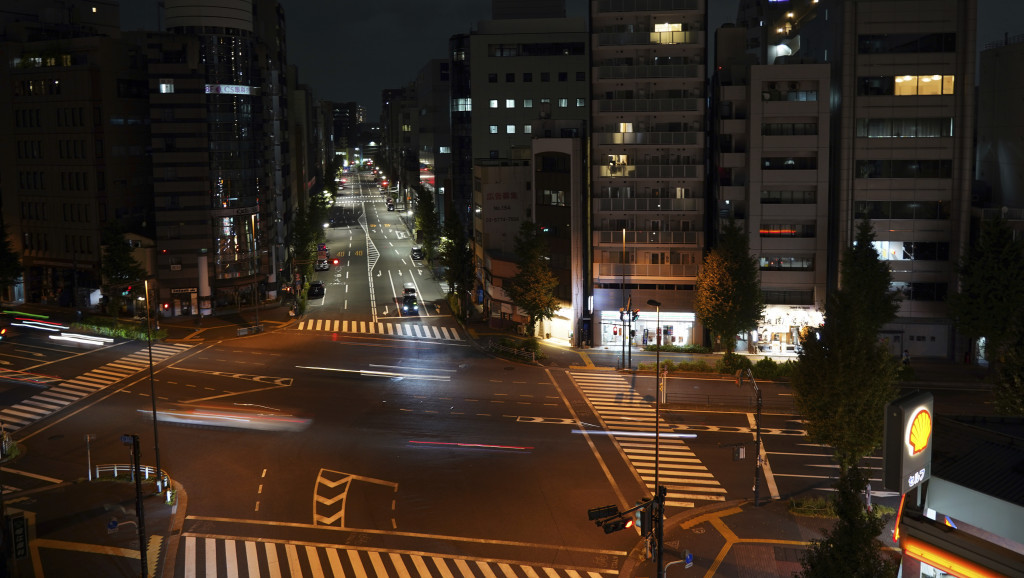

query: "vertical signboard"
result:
(883, 391), (934, 494)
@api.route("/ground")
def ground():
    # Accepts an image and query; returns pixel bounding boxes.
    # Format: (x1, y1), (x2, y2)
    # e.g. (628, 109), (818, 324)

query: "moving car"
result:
(410, 246), (423, 260)
(308, 281), (325, 299)
(401, 294), (419, 316)
(315, 259), (329, 271)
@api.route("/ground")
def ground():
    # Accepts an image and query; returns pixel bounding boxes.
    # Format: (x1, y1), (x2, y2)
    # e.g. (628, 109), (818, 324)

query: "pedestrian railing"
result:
(95, 464), (161, 481)
(486, 340), (536, 362)
(664, 392), (795, 413)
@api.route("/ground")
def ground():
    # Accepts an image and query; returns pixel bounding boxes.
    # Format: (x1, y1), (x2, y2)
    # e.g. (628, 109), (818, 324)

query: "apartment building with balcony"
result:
(590, 0), (708, 349)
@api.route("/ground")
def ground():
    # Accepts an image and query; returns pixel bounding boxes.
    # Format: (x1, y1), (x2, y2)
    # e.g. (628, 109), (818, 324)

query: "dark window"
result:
(558, 72), (568, 81)
(488, 73), (498, 83)
(541, 72), (550, 82)
(576, 71), (586, 81)
(523, 72), (533, 82)
(505, 72), (515, 82)
(762, 157), (817, 170)
(858, 33), (956, 54)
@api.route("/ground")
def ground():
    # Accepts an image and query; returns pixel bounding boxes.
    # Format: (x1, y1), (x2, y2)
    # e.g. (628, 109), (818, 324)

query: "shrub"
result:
(715, 352), (753, 374)
(789, 496), (836, 518)
(643, 343), (711, 354)
(752, 357), (798, 381)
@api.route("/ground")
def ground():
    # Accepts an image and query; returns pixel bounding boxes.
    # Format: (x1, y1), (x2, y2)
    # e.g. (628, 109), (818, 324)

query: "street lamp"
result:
(621, 228), (626, 369)
(143, 279), (163, 492)
(646, 298), (665, 578)
(736, 368), (763, 506)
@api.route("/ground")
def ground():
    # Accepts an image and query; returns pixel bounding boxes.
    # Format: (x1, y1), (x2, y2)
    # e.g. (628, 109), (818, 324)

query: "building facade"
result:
(590, 0), (708, 351)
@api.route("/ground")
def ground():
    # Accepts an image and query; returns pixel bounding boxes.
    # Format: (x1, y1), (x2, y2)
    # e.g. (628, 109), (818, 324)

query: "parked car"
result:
(410, 246), (423, 260)
(315, 259), (329, 271)
(308, 282), (325, 299)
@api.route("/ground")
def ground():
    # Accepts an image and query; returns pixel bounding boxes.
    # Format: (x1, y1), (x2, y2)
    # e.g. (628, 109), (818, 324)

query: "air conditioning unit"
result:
(170, 264), (181, 271)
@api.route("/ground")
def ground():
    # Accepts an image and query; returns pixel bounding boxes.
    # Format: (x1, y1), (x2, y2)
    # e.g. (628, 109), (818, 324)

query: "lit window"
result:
(576, 98), (585, 107)
(452, 98), (471, 112)
(489, 99), (498, 108)
(159, 79), (174, 94)
(558, 98), (568, 107)
(524, 99), (533, 108)
(524, 125), (532, 134)
(506, 99), (515, 108)
(489, 125), (498, 134)
(506, 125), (516, 134)
(439, 146), (451, 153)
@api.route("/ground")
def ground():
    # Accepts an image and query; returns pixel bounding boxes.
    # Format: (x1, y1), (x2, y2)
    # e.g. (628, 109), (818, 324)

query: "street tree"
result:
(413, 185), (440, 261)
(694, 220), (764, 354)
(100, 224), (148, 316)
(798, 465), (898, 578)
(505, 221), (560, 335)
(948, 217), (1024, 366)
(0, 220), (23, 291)
(994, 346), (1024, 416)
(439, 217), (475, 319)
(791, 220), (901, 471)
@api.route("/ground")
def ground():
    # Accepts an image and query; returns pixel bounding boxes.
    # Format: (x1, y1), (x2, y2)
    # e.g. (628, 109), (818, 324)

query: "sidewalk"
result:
(620, 499), (835, 578)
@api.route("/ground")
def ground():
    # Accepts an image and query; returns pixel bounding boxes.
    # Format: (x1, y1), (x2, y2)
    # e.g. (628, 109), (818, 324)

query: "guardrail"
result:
(486, 340), (535, 362)
(664, 391), (795, 413)
(95, 464), (161, 481)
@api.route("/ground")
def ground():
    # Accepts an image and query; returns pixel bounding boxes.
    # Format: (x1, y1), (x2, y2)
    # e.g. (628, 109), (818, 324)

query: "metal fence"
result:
(486, 340), (536, 362)
(95, 464), (160, 480)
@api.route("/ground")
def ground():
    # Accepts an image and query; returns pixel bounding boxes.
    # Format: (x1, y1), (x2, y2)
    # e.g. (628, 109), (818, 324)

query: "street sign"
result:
(107, 518), (119, 534)
(11, 514), (28, 559)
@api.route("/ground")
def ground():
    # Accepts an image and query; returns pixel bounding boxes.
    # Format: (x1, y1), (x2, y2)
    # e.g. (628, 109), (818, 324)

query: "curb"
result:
(619, 499), (747, 578)
(161, 479), (188, 578)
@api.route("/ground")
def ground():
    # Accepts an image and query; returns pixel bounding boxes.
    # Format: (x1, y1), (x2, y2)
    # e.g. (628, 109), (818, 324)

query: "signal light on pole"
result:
(602, 517), (634, 534)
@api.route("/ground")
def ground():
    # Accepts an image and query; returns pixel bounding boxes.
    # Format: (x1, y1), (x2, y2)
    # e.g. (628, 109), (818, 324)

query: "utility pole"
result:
(124, 434), (148, 576)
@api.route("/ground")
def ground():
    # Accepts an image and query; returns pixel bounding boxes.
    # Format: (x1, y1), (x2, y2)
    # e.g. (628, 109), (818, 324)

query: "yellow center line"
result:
(33, 538), (140, 559)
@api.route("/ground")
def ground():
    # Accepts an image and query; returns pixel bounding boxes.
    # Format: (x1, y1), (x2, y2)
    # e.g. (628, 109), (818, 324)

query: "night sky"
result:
(120, 0), (1023, 120)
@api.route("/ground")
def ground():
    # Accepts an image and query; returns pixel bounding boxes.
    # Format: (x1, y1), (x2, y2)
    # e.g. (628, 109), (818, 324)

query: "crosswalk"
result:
(570, 371), (727, 509)
(0, 342), (193, 432)
(293, 319), (463, 341)
(181, 536), (614, 578)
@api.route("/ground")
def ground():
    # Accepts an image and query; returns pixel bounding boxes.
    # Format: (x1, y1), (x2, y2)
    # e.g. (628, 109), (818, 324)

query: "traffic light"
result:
(602, 516), (634, 534)
(636, 502), (653, 535)
(332, 258), (340, 266)
(619, 307), (625, 321)
(632, 309), (640, 322)
(121, 285), (133, 296)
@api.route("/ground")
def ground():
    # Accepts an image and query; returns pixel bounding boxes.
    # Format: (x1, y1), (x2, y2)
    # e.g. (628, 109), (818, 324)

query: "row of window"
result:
(64, 235), (94, 255)
(489, 124), (533, 135)
(761, 190), (816, 204)
(761, 122), (817, 136)
(858, 33), (956, 55)
(857, 75), (955, 96)
(13, 78), (61, 97)
(760, 256), (813, 271)
(21, 202), (45, 221)
(488, 97), (586, 109)
(856, 159), (953, 179)
(873, 241), (950, 261)
(855, 200), (950, 220)
(487, 42), (585, 58)
(16, 140), (42, 160)
(539, 189), (568, 207)
(18, 171), (45, 190)
(488, 71), (586, 83)
(856, 117), (953, 139)
(893, 282), (947, 302)
(759, 224), (816, 238)
(762, 157), (818, 170)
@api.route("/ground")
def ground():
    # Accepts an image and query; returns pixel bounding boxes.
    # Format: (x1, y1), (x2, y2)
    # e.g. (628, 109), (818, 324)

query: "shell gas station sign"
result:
(883, 391), (934, 495)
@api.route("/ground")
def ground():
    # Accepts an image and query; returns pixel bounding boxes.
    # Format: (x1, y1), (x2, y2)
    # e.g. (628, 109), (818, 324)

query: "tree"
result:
(948, 217), (1024, 366)
(0, 220), (23, 290)
(993, 345), (1024, 416)
(100, 224), (148, 316)
(505, 222), (560, 335)
(798, 465), (898, 578)
(791, 220), (901, 471)
(438, 217), (475, 319)
(413, 185), (440, 261)
(694, 220), (764, 354)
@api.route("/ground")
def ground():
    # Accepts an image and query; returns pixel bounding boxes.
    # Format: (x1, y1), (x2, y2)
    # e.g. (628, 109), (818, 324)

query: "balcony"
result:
(595, 131), (701, 146)
(595, 197), (702, 212)
(595, 230), (702, 246)
(598, 64), (701, 80)
(597, 98), (700, 113)
(599, 164), (702, 179)
(595, 262), (699, 279)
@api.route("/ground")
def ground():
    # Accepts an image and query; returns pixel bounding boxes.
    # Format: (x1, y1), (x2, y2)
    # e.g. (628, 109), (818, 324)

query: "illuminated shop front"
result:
(599, 309), (695, 348)
(752, 305), (823, 354)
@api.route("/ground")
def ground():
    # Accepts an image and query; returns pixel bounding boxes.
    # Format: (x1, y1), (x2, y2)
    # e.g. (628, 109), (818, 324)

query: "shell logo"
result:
(905, 408), (932, 456)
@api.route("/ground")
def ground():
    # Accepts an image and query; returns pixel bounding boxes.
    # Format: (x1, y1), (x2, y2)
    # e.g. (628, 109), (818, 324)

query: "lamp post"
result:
(143, 279), (163, 492)
(646, 298), (665, 578)
(621, 228), (626, 369)
(736, 368), (763, 506)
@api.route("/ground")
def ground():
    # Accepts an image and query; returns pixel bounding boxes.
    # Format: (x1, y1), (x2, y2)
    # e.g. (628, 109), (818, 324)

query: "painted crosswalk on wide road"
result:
(181, 535), (615, 578)
(0, 342), (192, 432)
(570, 371), (727, 509)
(294, 318), (462, 341)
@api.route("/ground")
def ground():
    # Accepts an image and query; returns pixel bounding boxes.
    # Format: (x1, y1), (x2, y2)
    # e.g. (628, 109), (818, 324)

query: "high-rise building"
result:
(149, 0), (289, 315)
(590, 0), (708, 350)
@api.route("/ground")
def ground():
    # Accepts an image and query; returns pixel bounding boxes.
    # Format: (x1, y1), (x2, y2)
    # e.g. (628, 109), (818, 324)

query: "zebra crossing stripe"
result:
(571, 371), (726, 507)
